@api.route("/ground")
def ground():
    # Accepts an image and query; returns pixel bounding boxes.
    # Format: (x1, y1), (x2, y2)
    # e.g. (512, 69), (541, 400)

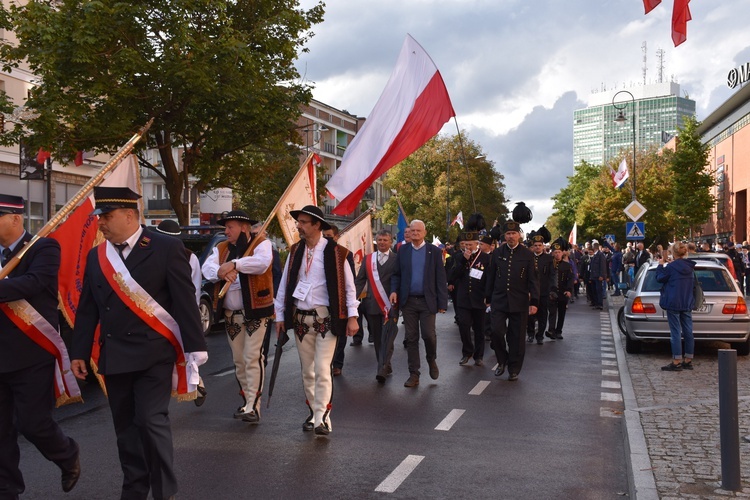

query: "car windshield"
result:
(641, 267), (735, 293)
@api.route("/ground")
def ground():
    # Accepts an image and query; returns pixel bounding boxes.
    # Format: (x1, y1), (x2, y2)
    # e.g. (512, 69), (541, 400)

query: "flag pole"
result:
(0, 118), (154, 280)
(337, 207), (375, 237)
(218, 152), (315, 298)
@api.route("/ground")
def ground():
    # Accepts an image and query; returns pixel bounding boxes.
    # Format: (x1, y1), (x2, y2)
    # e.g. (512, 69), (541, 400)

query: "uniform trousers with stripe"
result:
(294, 314), (338, 430)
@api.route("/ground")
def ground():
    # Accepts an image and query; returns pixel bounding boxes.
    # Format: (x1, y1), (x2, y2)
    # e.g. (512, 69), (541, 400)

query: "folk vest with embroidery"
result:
(212, 237), (274, 319)
(284, 238), (349, 337)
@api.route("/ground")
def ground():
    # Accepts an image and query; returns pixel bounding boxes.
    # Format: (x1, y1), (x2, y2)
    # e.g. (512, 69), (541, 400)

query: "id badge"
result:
(293, 280), (312, 300)
(469, 268), (483, 280)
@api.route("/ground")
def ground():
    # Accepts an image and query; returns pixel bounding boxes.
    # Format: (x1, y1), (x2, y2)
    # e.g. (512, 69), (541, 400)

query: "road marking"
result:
(375, 455), (425, 493)
(602, 360), (617, 366)
(601, 380), (621, 389)
(601, 346), (614, 352)
(214, 368), (236, 377)
(435, 409), (465, 431)
(602, 369), (619, 377)
(492, 363), (499, 371)
(600, 407), (622, 418)
(601, 392), (623, 402)
(601, 352), (616, 359)
(469, 381), (491, 395)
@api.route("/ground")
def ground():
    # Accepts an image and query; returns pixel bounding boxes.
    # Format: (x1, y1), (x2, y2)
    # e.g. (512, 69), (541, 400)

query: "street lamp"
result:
(612, 90), (636, 201)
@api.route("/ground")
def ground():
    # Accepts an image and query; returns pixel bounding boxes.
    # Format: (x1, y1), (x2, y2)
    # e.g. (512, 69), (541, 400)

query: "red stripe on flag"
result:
(332, 71), (455, 215)
(643, 0), (661, 14)
(671, 0), (691, 47)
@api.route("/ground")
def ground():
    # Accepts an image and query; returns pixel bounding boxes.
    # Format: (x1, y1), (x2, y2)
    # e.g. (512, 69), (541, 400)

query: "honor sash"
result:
(98, 243), (198, 401)
(365, 253), (391, 319)
(0, 300), (82, 407)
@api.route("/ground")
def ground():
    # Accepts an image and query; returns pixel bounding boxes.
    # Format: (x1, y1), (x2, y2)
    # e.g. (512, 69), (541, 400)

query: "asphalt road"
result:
(17, 299), (629, 499)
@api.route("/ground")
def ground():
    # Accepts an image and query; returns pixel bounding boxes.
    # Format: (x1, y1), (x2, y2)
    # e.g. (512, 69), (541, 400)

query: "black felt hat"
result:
(217, 210), (258, 227)
(91, 187), (141, 215)
(155, 219), (181, 236)
(289, 205), (331, 231)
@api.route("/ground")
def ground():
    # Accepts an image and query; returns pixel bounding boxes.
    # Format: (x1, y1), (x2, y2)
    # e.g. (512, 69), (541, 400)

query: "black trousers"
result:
(526, 295), (549, 340)
(0, 360), (79, 498)
(105, 361), (177, 500)
(401, 297), (437, 376)
(456, 307), (485, 360)
(589, 278), (603, 307)
(547, 296), (570, 335)
(490, 308), (529, 375)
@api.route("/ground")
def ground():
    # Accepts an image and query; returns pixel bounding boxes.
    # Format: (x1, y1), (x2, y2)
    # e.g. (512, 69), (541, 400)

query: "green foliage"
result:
(546, 161), (600, 237)
(0, 0), (324, 223)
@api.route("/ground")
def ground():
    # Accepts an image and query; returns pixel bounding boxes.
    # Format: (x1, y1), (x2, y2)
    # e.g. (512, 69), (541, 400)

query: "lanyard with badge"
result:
(469, 251), (483, 280)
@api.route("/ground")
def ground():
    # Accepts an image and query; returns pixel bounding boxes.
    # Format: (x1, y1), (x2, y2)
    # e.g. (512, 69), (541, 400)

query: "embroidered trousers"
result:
(225, 311), (269, 415)
(294, 315), (337, 430)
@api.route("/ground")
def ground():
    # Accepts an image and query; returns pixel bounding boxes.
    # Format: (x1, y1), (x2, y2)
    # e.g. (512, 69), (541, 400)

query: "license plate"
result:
(694, 304), (710, 313)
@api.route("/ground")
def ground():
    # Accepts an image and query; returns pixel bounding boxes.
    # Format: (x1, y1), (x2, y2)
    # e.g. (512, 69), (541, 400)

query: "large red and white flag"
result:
(326, 34), (455, 215)
(50, 155), (141, 327)
(275, 154), (318, 247)
(337, 212), (373, 275)
(613, 158), (630, 189)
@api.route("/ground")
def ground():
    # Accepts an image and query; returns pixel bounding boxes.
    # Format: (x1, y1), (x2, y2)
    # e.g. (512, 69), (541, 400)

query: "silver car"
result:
(621, 260), (750, 355)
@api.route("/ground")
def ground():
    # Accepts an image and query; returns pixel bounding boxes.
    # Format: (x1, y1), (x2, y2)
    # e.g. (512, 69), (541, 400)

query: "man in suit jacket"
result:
(0, 195), (81, 498)
(588, 242), (608, 310)
(390, 220), (448, 388)
(71, 187), (207, 500)
(484, 221), (539, 381)
(355, 230), (399, 383)
(527, 235), (555, 344)
(634, 241), (651, 273)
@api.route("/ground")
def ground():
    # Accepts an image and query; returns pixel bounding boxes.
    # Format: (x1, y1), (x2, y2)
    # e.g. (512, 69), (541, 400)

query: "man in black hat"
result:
(274, 205), (359, 436)
(202, 209), (274, 423)
(485, 220), (539, 381)
(527, 234), (555, 345)
(546, 240), (575, 340)
(71, 186), (207, 499)
(0, 194), (81, 497)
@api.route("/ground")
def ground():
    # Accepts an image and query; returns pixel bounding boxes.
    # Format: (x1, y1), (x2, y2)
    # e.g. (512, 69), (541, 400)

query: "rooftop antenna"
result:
(656, 48), (665, 83)
(642, 41), (648, 85)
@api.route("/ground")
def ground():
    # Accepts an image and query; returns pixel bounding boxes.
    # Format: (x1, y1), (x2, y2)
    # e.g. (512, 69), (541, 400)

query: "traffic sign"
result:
(605, 234), (615, 244)
(624, 200), (647, 222)
(626, 222), (645, 240)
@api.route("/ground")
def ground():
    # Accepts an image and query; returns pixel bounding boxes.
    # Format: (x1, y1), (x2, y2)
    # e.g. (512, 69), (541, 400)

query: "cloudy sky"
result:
(295, 0), (749, 232)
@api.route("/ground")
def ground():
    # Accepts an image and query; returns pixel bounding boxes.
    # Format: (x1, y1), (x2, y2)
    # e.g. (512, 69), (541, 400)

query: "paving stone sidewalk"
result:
(609, 292), (750, 499)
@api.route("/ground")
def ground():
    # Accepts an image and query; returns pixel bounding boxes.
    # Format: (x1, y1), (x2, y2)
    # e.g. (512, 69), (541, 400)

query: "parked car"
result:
(686, 252), (738, 280)
(621, 260), (750, 355)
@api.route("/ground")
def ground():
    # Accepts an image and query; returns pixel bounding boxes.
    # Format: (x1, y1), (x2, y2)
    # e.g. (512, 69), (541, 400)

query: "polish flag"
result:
(568, 222), (577, 247)
(326, 34), (455, 215)
(613, 158), (630, 189)
(643, 0), (661, 14)
(671, 0), (691, 47)
(451, 211), (464, 229)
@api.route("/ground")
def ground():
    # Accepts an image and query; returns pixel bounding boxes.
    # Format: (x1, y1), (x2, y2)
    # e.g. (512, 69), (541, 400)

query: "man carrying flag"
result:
(71, 187), (207, 500)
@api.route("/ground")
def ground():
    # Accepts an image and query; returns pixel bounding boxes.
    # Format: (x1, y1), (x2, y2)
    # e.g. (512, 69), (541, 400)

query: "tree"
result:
(0, 0), (324, 223)
(665, 116), (714, 238)
(546, 161), (600, 238)
(380, 133), (507, 242)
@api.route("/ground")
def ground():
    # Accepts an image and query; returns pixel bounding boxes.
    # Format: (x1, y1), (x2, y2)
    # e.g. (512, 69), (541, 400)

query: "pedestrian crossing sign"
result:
(625, 222), (645, 240)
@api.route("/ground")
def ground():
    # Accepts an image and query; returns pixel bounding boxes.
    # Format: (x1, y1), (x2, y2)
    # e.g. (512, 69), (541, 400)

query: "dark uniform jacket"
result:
(589, 251), (608, 280)
(485, 243), (540, 312)
(71, 228), (206, 375)
(449, 250), (490, 310)
(552, 260), (574, 297)
(531, 251), (555, 295)
(0, 233), (59, 372)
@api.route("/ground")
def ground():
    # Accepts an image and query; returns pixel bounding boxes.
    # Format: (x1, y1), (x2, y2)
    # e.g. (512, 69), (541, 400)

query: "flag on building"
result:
(613, 158), (630, 189)
(326, 34), (455, 215)
(337, 212), (373, 275)
(397, 203), (409, 243)
(275, 154), (319, 247)
(568, 222), (577, 247)
(451, 211), (464, 229)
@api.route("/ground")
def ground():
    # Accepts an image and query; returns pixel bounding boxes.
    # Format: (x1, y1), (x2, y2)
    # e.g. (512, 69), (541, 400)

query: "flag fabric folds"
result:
(671, 0), (691, 47)
(326, 34), (455, 215)
(643, 0), (661, 14)
(451, 211), (464, 229)
(613, 158), (630, 190)
(337, 213), (373, 275)
(275, 155), (318, 247)
(568, 222), (577, 247)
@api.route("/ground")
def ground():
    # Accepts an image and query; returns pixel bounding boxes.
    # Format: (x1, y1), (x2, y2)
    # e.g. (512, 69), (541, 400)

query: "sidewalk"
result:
(607, 292), (750, 499)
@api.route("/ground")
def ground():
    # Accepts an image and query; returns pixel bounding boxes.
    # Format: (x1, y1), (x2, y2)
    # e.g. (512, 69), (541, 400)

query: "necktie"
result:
(114, 243), (128, 260)
(378, 252), (387, 265)
(1, 248), (10, 267)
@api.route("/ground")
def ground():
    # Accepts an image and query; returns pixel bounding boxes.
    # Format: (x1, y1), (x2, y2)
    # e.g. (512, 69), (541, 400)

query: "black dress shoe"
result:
(508, 373), (519, 381)
(526, 336), (534, 343)
(61, 455), (81, 493)
(494, 364), (505, 377)
(194, 385), (207, 407)
(302, 420), (315, 432)
(459, 356), (470, 365)
(376, 368), (387, 383)
(537, 339), (544, 345)
(314, 423), (330, 436)
(544, 331), (554, 339)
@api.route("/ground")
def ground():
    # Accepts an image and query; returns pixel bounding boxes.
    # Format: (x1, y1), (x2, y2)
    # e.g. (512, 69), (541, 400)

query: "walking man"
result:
(527, 234), (554, 344)
(588, 242), (607, 310)
(547, 239), (575, 340)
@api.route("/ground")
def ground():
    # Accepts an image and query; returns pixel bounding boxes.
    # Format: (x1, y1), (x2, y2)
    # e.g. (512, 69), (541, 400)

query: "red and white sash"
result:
(365, 252), (391, 319)
(0, 300), (82, 407)
(98, 243), (198, 401)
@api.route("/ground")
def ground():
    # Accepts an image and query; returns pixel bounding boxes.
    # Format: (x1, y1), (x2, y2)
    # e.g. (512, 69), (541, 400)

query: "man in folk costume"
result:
(546, 238), (575, 341)
(484, 220), (540, 381)
(527, 231), (555, 345)
(71, 187), (207, 500)
(274, 205), (359, 436)
(448, 214), (490, 366)
(354, 229), (399, 383)
(0, 194), (81, 497)
(202, 210), (273, 423)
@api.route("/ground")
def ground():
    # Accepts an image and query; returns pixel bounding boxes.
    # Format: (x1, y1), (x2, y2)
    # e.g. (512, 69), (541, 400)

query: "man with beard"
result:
(202, 210), (273, 423)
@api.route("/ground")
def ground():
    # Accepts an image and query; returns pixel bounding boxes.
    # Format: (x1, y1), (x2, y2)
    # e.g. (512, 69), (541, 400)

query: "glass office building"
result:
(573, 82), (696, 167)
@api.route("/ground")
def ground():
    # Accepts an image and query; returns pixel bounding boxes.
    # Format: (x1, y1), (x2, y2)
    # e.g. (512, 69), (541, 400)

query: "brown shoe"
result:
(332, 367), (342, 377)
(404, 374), (420, 387)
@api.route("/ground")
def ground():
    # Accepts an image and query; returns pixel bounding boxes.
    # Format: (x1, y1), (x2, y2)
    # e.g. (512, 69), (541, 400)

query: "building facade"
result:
(574, 82), (696, 167)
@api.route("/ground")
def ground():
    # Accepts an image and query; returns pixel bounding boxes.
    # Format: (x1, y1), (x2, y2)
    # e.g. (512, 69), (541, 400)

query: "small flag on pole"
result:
(451, 211), (464, 229)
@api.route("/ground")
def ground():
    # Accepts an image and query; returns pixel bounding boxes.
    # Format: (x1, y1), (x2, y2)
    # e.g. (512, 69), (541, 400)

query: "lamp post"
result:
(613, 90), (637, 201)
(446, 160), (451, 243)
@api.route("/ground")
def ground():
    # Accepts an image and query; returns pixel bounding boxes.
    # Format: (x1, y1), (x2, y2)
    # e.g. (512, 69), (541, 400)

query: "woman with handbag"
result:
(655, 242), (697, 371)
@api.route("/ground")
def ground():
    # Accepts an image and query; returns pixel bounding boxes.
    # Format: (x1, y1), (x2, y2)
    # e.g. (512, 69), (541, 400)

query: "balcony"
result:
(147, 199), (174, 211)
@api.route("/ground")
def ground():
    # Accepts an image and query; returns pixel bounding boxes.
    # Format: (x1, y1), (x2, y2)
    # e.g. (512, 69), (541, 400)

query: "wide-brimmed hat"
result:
(289, 205), (331, 230)
(91, 186), (141, 215)
(0, 194), (24, 215)
(155, 219), (181, 236)
(217, 210), (257, 227)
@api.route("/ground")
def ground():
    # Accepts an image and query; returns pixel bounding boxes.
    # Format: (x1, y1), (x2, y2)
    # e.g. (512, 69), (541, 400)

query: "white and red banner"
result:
(611, 158), (630, 190)
(275, 154), (318, 247)
(568, 222), (577, 247)
(365, 253), (391, 318)
(451, 211), (464, 229)
(337, 212), (373, 275)
(326, 34), (455, 215)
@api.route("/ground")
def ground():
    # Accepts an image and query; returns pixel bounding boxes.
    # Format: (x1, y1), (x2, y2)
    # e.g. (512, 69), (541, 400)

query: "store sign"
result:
(727, 62), (750, 89)
(199, 188), (233, 214)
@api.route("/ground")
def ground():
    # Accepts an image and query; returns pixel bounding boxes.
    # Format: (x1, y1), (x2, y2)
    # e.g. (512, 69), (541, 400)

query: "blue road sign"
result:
(625, 222), (645, 240)
(605, 234), (616, 244)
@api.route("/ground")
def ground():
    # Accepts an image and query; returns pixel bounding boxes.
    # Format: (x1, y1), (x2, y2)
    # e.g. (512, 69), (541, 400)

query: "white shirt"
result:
(202, 239), (273, 311)
(189, 253), (201, 306)
(274, 237), (359, 323)
(109, 226), (144, 260)
(377, 250), (391, 265)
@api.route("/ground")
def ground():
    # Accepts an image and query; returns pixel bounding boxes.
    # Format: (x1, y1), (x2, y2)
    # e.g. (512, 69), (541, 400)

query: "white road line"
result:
(469, 381), (491, 396)
(375, 455), (425, 493)
(435, 409), (466, 431)
(601, 352), (616, 359)
(602, 369), (619, 377)
(492, 363), (499, 371)
(602, 360), (617, 366)
(214, 368), (236, 377)
(601, 380), (621, 389)
(601, 392), (623, 402)
(601, 346), (614, 352)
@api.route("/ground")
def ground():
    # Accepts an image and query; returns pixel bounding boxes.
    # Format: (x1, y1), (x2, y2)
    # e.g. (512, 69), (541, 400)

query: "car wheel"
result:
(199, 298), (213, 336)
(736, 339), (750, 356)
(617, 306), (627, 335)
(625, 334), (642, 354)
